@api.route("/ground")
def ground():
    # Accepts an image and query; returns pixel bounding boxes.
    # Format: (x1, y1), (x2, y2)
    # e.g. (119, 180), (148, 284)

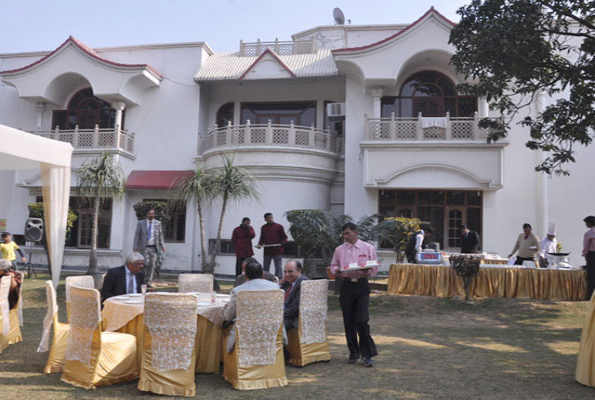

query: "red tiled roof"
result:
(332, 7), (456, 54)
(239, 48), (297, 80)
(0, 36), (162, 79)
(126, 170), (195, 190)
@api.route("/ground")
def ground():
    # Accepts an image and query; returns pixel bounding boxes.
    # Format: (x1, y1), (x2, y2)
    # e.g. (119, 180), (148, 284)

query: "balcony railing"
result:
(366, 112), (499, 142)
(33, 125), (135, 153)
(199, 121), (343, 155)
(239, 38), (317, 56)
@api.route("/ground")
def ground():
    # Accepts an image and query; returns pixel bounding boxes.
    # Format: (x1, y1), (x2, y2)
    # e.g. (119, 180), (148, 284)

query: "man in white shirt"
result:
(133, 208), (166, 287)
(101, 252), (145, 302)
(539, 223), (558, 267)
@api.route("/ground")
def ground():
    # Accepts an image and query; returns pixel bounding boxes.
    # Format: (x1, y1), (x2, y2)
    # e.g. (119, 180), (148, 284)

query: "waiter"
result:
(460, 225), (480, 254)
(330, 222), (378, 368)
(539, 223), (558, 267)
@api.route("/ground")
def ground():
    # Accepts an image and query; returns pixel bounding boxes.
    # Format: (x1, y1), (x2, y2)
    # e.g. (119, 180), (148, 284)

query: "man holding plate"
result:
(330, 222), (378, 367)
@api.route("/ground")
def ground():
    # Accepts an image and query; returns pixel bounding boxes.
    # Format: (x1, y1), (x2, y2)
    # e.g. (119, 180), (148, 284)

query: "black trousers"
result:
(514, 256), (534, 266)
(339, 280), (377, 359)
(235, 257), (248, 277)
(586, 251), (595, 299)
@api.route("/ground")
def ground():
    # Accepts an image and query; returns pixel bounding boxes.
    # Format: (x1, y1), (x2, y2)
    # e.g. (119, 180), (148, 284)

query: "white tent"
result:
(0, 124), (73, 288)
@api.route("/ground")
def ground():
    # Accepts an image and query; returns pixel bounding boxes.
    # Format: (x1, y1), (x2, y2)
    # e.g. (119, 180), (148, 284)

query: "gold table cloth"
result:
(102, 293), (227, 373)
(576, 292), (595, 387)
(387, 264), (587, 301)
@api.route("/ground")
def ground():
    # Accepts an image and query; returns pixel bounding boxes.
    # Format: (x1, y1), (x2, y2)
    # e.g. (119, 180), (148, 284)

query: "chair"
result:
(138, 293), (199, 397)
(38, 281), (69, 373)
(178, 273), (214, 293)
(65, 275), (94, 321)
(61, 286), (137, 389)
(223, 290), (287, 390)
(0, 274), (22, 353)
(287, 279), (331, 366)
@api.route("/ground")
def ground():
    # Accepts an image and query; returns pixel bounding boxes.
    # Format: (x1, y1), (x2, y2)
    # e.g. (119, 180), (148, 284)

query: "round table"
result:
(102, 292), (229, 373)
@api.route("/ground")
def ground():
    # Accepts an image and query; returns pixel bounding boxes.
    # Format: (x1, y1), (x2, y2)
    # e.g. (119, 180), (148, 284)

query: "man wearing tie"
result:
(133, 208), (166, 287)
(279, 260), (308, 331)
(101, 252), (145, 302)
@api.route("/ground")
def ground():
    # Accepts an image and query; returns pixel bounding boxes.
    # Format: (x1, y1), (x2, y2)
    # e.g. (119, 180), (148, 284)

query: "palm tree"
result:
(77, 152), (126, 287)
(208, 155), (259, 273)
(177, 168), (214, 273)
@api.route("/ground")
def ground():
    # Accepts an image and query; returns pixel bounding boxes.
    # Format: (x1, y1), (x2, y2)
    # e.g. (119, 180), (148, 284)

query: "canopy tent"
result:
(0, 124), (73, 288)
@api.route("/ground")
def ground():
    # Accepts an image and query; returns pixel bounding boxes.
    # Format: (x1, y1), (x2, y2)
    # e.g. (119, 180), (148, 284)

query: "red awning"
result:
(126, 170), (194, 190)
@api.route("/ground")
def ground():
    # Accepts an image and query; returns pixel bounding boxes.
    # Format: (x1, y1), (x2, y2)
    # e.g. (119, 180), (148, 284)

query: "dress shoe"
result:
(147, 283), (154, 288)
(347, 354), (359, 364)
(363, 357), (374, 367)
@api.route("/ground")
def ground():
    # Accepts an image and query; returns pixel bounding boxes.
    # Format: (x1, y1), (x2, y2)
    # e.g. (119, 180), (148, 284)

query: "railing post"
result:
(266, 120), (273, 144)
(226, 121), (232, 146)
(325, 128), (331, 151)
(288, 121), (296, 146)
(54, 125), (59, 140)
(445, 112), (451, 140)
(309, 124), (315, 148)
(73, 124), (79, 147)
(474, 111), (479, 140)
(416, 112), (423, 140)
(256, 39), (261, 55)
(274, 38), (279, 53)
(390, 112), (396, 140)
(364, 113), (369, 139)
(245, 120), (251, 144)
(239, 40), (244, 56)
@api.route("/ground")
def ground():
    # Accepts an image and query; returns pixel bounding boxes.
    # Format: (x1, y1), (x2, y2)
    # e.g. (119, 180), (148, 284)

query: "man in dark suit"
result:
(133, 208), (166, 287)
(460, 225), (480, 254)
(101, 252), (146, 302)
(279, 260), (308, 331)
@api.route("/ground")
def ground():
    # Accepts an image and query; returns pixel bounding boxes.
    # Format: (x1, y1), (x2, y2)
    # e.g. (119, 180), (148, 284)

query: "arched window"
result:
(52, 88), (121, 129)
(381, 71), (477, 118)
(216, 102), (234, 127)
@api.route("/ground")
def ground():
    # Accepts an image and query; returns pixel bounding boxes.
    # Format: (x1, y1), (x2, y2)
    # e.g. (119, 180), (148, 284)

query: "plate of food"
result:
(343, 261), (381, 271)
(128, 293), (143, 297)
(113, 295), (130, 301)
(124, 299), (143, 304)
(197, 302), (213, 306)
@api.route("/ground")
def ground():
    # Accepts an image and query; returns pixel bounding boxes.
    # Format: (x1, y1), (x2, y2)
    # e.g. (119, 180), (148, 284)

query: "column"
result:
(370, 88), (383, 119)
(478, 97), (489, 118)
(111, 101), (126, 130)
(35, 102), (46, 131)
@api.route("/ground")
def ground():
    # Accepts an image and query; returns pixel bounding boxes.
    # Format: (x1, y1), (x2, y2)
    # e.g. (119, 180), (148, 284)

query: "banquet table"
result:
(102, 292), (228, 373)
(387, 263), (587, 301)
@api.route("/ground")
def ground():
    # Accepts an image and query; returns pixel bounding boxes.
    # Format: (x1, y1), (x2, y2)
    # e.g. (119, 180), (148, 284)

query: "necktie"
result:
(128, 273), (135, 294)
(148, 221), (153, 241)
(285, 283), (292, 302)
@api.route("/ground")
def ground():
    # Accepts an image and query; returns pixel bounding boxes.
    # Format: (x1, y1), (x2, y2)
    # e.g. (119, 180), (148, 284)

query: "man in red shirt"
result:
(231, 217), (255, 277)
(256, 212), (288, 278)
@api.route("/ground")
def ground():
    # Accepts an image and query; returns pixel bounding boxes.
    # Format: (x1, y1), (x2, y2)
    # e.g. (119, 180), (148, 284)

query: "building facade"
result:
(0, 8), (593, 274)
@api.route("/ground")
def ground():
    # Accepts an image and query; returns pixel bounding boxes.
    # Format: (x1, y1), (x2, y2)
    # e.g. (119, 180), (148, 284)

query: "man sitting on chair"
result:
(279, 260), (308, 331)
(223, 260), (279, 352)
(234, 257), (278, 287)
(101, 252), (145, 302)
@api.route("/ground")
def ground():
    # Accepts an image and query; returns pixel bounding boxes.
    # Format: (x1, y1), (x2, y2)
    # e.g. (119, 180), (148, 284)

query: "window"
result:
(381, 71), (477, 118)
(240, 102), (316, 126)
(52, 88), (123, 130)
(324, 100), (344, 136)
(143, 199), (186, 242)
(208, 239), (308, 257)
(216, 102), (234, 127)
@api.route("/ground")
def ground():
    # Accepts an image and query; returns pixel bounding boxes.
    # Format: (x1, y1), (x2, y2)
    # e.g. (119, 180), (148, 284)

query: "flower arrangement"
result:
(450, 254), (481, 301)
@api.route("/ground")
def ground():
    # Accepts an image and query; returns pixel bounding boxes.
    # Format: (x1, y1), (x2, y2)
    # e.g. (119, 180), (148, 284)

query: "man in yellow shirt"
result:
(1, 232), (26, 269)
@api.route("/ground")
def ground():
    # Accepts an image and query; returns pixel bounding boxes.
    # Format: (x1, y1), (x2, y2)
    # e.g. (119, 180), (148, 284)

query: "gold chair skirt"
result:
(287, 324), (331, 367)
(44, 318), (69, 373)
(576, 293), (595, 387)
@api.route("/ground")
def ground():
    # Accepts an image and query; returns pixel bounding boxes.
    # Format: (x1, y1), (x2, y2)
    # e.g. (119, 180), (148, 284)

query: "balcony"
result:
(239, 39), (317, 57)
(366, 112), (498, 142)
(32, 126), (135, 156)
(198, 121), (343, 155)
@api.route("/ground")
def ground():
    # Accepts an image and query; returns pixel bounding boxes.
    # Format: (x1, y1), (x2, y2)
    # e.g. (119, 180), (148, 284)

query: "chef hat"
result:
(547, 223), (557, 236)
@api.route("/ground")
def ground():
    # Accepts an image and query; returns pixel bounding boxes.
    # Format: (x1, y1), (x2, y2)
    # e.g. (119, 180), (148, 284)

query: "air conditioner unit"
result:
(326, 102), (345, 120)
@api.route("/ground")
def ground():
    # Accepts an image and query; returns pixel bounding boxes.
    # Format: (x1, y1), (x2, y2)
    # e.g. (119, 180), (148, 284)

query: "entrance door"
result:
(445, 207), (465, 251)
(77, 110), (99, 129)
(414, 97), (444, 117)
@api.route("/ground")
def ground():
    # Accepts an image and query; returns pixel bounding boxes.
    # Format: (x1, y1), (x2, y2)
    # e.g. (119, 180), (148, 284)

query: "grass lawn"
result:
(0, 273), (594, 399)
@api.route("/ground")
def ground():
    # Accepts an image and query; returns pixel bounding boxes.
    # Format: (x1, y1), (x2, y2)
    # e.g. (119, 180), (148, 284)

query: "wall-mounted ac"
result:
(326, 102), (345, 120)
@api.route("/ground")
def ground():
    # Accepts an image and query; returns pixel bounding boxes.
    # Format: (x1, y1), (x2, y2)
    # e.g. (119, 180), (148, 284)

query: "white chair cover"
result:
(65, 275), (94, 304)
(299, 280), (329, 344)
(178, 274), (214, 293)
(236, 290), (283, 367)
(15, 271), (23, 327)
(0, 276), (10, 336)
(65, 286), (101, 364)
(144, 293), (198, 372)
(38, 280), (59, 352)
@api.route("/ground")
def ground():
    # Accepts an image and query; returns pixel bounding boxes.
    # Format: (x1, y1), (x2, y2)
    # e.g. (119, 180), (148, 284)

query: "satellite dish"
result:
(333, 7), (345, 25)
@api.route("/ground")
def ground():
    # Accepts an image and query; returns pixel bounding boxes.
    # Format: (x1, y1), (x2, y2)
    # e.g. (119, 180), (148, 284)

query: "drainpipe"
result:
(535, 92), (548, 236)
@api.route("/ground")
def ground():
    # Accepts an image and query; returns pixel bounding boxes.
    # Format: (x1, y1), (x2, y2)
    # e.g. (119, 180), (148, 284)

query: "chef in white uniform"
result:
(539, 223), (558, 267)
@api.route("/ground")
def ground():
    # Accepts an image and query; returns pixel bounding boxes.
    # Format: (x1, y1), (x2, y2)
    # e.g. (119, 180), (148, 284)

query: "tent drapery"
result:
(0, 124), (72, 288)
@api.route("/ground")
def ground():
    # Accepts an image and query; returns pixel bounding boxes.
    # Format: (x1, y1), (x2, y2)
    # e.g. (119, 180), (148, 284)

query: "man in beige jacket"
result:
(508, 223), (540, 266)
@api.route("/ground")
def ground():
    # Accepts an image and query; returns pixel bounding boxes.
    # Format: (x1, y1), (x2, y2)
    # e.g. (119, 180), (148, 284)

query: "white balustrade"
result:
(32, 125), (135, 153)
(239, 38), (317, 56)
(199, 121), (343, 154)
(365, 112), (498, 142)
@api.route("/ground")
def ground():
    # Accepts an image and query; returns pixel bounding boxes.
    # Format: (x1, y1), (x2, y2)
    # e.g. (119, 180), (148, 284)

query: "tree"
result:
(449, 0), (595, 174)
(208, 155), (259, 273)
(177, 168), (214, 273)
(77, 152), (126, 286)
(371, 217), (421, 262)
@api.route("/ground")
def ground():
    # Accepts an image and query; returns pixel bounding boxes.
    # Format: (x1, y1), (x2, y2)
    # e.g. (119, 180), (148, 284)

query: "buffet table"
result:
(387, 263), (587, 301)
(102, 292), (228, 373)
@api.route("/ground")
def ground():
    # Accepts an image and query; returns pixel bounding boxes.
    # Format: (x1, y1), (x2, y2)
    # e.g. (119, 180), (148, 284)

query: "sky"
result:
(0, 0), (469, 54)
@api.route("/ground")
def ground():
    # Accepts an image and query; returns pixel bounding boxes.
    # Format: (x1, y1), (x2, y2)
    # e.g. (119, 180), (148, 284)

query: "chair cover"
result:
(61, 286), (137, 389)
(38, 281), (70, 373)
(0, 275), (22, 350)
(287, 279), (331, 366)
(576, 291), (595, 386)
(138, 293), (198, 397)
(223, 289), (287, 390)
(65, 275), (94, 321)
(15, 271), (24, 327)
(178, 273), (214, 293)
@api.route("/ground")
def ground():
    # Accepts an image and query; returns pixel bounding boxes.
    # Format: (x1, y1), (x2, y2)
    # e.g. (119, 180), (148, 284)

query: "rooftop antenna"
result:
(333, 7), (345, 25)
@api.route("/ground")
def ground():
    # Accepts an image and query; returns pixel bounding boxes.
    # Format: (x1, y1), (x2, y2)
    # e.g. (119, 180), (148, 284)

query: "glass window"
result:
(397, 190), (416, 205)
(63, 197), (112, 249)
(52, 88), (120, 130)
(216, 103), (234, 127)
(467, 192), (482, 206)
(240, 102), (316, 126)
(418, 191), (444, 205)
(142, 199), (186, 243)
(447, 192), (465, 205)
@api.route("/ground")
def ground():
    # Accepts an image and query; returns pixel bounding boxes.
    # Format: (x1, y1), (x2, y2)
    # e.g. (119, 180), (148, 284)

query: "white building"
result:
(0, 8), (592, 275)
